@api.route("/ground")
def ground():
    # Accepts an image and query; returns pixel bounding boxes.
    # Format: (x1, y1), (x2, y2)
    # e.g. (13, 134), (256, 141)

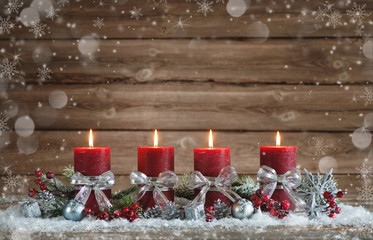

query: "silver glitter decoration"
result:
(213, 199), (231, 219)
(20, 200), (42, 218)
(183, 202), (205, 220)
(39, 190), (56, 201)
(142, 205), (162, 219)
(62, 200), (86, 221)
(162, 201), (182, 220)
(231, 199), (254, 219)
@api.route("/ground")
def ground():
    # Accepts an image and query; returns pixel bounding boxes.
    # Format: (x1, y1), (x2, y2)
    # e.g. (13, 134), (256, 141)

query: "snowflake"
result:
(356, 160), (372, 180)
(29, 21), (47, 38)
(326, 11), (342, 29)
(5, 0), (23, 14)
(2, 173), (25, 192)
(172, 16), (191, 31)
(0, 115), (9, 134)
(356, 182), (373, 201)
(197, 0), (214, 17)
(311, 138), (328, 156)
(0, 162), (12, 175)
(0, 58), (19, 79)
(0, 16), (15, 34)
(347, 2), (371, 25)
(354, 25), (364, 36)
(57, 0), (69, 7)
(360, 87), (373, 106)
(93, 17), (104, 29)
(45, 6), (60, 20)
(37, 64), (52, 80)
(130, 7), (143, 20)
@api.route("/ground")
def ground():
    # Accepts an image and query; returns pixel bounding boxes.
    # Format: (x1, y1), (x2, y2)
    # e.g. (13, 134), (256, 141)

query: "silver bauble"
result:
(62, 200), (86, 221)
(20, 200), (42, 218)
(231, 199), (254, 219)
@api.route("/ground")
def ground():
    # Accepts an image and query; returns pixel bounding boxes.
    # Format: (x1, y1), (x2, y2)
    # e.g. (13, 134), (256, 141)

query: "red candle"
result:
(74, 129), (111, 213)
(138, 130), (174, 209)
(194, 130), (231, 207)
(260, 131), (297, 210)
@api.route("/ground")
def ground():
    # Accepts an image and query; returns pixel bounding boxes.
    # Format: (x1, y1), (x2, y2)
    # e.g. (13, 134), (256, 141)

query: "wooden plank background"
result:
(0, 0), (372, 199)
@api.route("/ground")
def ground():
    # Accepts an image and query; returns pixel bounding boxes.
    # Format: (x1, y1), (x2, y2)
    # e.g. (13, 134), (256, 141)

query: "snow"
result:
(0, 204), (372, 233)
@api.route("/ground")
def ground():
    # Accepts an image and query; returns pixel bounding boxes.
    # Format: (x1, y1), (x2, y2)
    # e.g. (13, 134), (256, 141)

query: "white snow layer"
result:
(0, 204), (372, 233)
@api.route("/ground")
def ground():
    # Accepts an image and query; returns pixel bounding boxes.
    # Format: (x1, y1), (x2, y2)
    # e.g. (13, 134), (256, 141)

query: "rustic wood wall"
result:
(0, 0), (372, 199)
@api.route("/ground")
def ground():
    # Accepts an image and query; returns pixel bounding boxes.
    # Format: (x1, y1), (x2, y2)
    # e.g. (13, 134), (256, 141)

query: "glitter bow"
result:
(188, 165), (240, 205)
(257, 165), (304, 207)
(71, 170), (115, 211)
(130, 170), (179, 209)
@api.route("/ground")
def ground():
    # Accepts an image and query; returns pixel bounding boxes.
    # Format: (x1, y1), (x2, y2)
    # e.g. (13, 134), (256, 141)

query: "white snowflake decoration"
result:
(0, 115), (9, 134)
(347, 2), (371, 25)
(45, 6), (60, 20)
(37, 65), (52, 81)
(130, 7), (143, 20)
(312, 138), (328, 156)
(356, 160), (372, 180)
(314, 7), (328, 21)
(354, 25), (364, 36)
(2, 173), (25, 192)
(0, 16), (15, 34)
(0, 58), (19, 79)
(29, 21), (47, 38)
(0, 162), (12, 175)
(356, 181), (373, 201)
(197, 0), (214, 17)
(93, 17), (104, 29)
(57, 0), (69, 7)
(172, 16), (191, 31)
(5, 0), (23, 14)
(326, 11), (342, 29)
(360, 87), (373, 106)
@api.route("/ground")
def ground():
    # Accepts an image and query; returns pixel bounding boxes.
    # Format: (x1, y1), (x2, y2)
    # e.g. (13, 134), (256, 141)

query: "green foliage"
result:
(231, 175), (260, 200)
(112, 186), (137, 200)
(175, 173), (194, 200)
(62, 165), (74, 182)
(38, 198), (66, 218)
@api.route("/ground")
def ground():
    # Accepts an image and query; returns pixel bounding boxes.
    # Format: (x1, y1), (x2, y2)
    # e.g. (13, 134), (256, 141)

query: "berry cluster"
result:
(28, 170), (55, 197)
(323, 190), (345, 218)
(205, 206), (216, 222)
(92, 203), (140, 222)
(251, 189), (290, 219)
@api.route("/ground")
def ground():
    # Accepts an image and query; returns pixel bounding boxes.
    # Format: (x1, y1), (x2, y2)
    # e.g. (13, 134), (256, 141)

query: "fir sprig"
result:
(231, 175), (260, 200)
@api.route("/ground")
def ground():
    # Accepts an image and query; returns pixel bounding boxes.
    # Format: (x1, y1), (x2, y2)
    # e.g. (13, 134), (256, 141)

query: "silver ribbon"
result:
(188, 165), (241, 205)
(257, 165), (304, 207)
(71, 170), (115, 211)
(130, 170), (179, 209)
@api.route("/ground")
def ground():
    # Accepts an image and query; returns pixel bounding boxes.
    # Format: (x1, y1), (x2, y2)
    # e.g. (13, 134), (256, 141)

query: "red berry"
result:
(329, 213), (336, 218)
(328, 197), (335, 203)
(122, 207), (130, 214)
(85, 208), (92, 215)
(336, 191), (344, 198)
(34, 170), (42, 177)
(323, 191), (331, 199)
(254, 198), (263, 207)
(273, 201), (281, 210)
(329, 202), (336, 208)
(206, 215), (213, 222)
(28, 191), (35, 197)
(130, 203), (138, 210)
(256, 189), (264, 197)
(102, 212), (109, 219)
(113, 211), (121, 219)
(40, 184), (47, 191)
(46, 171), (54, 179)
(251, 193), (257, 201)
(206, 206), (216, 215)
(266, 199), (275, 207)
(262, 195), (270, 202)
(34, 179), (42, 185)
(28, 188), (36, 193)
(270, 208), (279, 217)
(126, 210), (135, 217)
(281, 200), (290, 210)
(335, 207), (341, 214)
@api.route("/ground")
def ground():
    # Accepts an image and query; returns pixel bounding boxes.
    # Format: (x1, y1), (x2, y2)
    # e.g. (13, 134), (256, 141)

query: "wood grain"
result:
(3, 83), (372, 131)
(0, 39), (371, 84)
(0, 0), (372, 39)
(0, 130), (370, 175)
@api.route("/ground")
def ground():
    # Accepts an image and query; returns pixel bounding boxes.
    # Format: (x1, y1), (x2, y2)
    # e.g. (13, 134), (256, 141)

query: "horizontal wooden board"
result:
(0, 130), (370, 175)
(2, 83), (372, 131)
(0, 39), (371, 84)
(0, 0), (372, 39)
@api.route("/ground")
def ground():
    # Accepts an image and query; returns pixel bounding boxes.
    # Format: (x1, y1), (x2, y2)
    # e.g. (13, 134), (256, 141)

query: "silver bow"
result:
(130, 170), (179, 209)
(188, 165), (240, 205)
(257, 165), (304, 207)
(71, 170), (115, 211)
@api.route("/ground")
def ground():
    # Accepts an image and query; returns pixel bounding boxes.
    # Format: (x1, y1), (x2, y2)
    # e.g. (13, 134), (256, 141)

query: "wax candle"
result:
(138, 130), (174, 209)
(260, 131), (297, 210)
(74, 129), (111, 213)
(194, 130), (231, 207)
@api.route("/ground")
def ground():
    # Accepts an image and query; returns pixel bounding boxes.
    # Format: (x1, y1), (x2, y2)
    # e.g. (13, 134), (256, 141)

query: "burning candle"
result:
(74, 129), (111, 212)
(194, 130), (231, 207)
(260, 131), (297, 210)
(138, 130), (174, 209)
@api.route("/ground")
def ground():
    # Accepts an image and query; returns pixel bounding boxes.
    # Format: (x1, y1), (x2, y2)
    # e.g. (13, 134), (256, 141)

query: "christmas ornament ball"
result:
(62, 200), (86, 221)
(231, 199), (254, 219)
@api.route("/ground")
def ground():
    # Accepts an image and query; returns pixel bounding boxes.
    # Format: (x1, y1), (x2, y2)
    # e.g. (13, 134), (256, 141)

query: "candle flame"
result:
(276, 131), (281, 147)
(209, 129), (213, 148)
(89, 129), (94, 148)
(154, 129), (158, 147)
